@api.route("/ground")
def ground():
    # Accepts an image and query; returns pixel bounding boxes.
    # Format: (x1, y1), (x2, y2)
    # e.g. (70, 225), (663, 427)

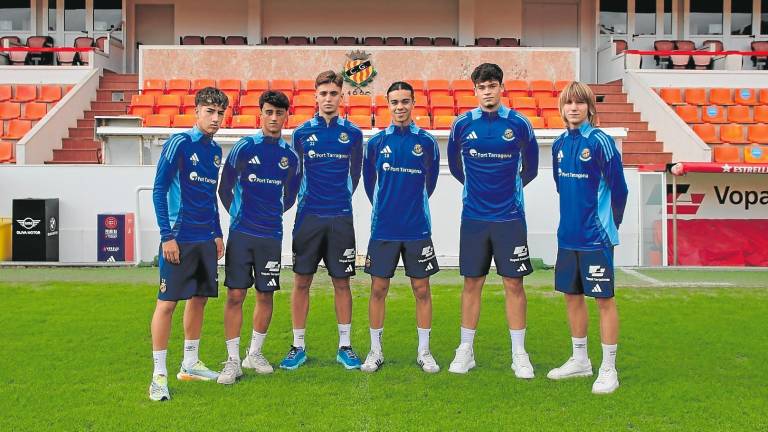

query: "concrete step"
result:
(623, 152), (673, 166)
(601, 93), (627, 103)
(50, 148), (101, 163)
(622, 141), (665, 153)
(589, 84), (624, 94)
(99, 81), (139, 91)
(84, 110), (126, 119)
(101, 73), (139, 83)
(600, 121), (649, 130)
(67, 127), (94, 139)
(62, 138), (101, 149)
(626, 130), (656, 141)
(596, 103), (635, 112)
(97, 89), (138, 102)
(77, 119), (95, 128)
(599, 112), (641, 122)
(91, 101), (130, 111)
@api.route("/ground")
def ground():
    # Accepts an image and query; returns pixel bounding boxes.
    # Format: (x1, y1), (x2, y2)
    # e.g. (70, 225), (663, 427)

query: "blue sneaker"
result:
(279, 345), (307, 370)
(336, 346), (362, 369)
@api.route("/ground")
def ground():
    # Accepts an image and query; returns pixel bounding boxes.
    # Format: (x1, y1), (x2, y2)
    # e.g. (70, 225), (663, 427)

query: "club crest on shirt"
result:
(213, 154), (221, 167)
(502, 128), (515, 141)
(279, 156), (290, 169)
(579, 148), (592, 162)
(412, 143), (423, 156)
(338, 132), (350, 144)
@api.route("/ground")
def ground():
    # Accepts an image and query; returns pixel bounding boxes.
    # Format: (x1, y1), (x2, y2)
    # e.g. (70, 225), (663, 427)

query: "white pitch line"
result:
(620, 268), (734, 287)
(621, 268), (663, 286)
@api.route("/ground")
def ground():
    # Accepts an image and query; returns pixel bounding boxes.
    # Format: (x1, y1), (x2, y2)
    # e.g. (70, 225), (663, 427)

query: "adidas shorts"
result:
(459, 218), (533, 278)
(554, 247), (615, 298)
(292, 214), (356, 278)
(224, 230), (282, 292)
(364, 238), (439, 279)
(157, 239), (219, 301)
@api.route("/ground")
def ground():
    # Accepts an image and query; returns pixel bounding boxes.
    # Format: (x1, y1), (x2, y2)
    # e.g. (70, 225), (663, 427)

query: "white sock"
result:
(338, 323), (351, 348)
(249, 330), (267, 355)
(572, 336), (588, 361)
(370, 328), (383, 352)
(601, 343), (617, 370)
(509, 328), (526, 354)
(152, 349), (167, 376)
(417, 327), (431, 353)
(293, 328), (306, 349)
(225, 337), (240, 361)
(460, 326), (476, 347)
(182, 339), (199, 369)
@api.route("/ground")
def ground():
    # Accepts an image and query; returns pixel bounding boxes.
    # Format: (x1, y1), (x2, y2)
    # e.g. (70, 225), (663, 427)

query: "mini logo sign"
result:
(579, 148), (592, 162)
(339, 132), (350, 144)
(502, 129), (515, 141)
(16, 217), (40, 230)
(343, 50), (377, 87)
(279, 156), (290, 169)
(412, 144), (423, 156)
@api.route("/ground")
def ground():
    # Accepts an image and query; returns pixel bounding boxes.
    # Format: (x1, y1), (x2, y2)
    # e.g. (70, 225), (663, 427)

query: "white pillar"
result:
(458, 0), (476, 47)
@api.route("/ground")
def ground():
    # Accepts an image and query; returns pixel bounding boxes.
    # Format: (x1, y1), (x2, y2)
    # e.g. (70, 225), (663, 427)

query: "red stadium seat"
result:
(0, 102), (21, 120)
(12, 85), (36, 103)
(20, 102), (47, 120)
(144, 114), (171, 127)
(2, 119), (32, 139)
(167, 79), (190, 96)
(143, 79), (165, 97)
(347, 115), (372, 129)
(38, 85), (62, 103)
(713, 145), (740, 162)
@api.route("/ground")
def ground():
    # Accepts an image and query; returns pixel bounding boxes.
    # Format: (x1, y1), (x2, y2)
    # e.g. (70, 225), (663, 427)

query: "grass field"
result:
(1, 267), (766, 431)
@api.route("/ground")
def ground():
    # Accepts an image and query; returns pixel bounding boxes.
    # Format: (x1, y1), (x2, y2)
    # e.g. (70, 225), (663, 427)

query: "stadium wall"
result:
(0, 166), (641, 266)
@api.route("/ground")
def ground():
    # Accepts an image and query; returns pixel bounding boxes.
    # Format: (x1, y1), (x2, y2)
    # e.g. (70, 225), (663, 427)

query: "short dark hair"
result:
(470, 63), (504, 85)
(195, 87), (229, 109)
(315, 70), (343, 88)
(259, 90), (290, 110)
(386, 81), (414, 99)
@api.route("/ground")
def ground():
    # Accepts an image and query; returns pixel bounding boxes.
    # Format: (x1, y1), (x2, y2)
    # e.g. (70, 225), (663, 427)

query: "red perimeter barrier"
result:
(670, 162), (768, 175)
(0, 47), (94, 52)
(624, 49), (768, 56)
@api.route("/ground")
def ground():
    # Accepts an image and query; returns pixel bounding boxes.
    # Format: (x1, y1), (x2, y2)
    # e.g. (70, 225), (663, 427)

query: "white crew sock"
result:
(417, 327), (431, 353)
(601, 343), (617, 370)
(370, 328), (383, 352)
(293, 328), (306, 349)
(182, 339), (199, 369)
(509, 328), (526, 354)
(338, 323), (351, 348)
(225, 337), (240, 361)
(249, 330), (267, 355)
(460, 326), (476, 347)
(572, 337), (588, 361)
(152, 349), (167, 376)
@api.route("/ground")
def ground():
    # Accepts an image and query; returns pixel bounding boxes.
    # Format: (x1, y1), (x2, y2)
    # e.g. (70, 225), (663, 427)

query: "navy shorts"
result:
(459, 218), (533, 278)
(555, 248), (615, 298)
(364, 238), (439, 279)
(224, 230), (282, 292)
(158, 239), (219, 301)
(292, 214), (356, 278)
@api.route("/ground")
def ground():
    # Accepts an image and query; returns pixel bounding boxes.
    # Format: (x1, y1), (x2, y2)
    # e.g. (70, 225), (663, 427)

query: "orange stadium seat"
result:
(295, 80), (315, 97)
(0, 85), (11, 102)
(143, 79), (165, 97)
(193, 79), (216, 92)
(430, 95), (454, 116)
(734, 88), (758, 105)
(20, 102), (47, 120)
(693, 123), (721, 143)
(348, 115), (372, 129)
(144, 114), (171, 127)
(223, 91), (240, 108)
(167, 79), (191, 96)
(528, 116), (545, 128)
(287, 114), (311, 128)
(38, 85), (62, 103)
(293, 95), (316, 116)
(538, 96), (560, 119)
(684, 88), (707, 105)
(348, 95), (372, 116)
(759, 89), (768, 104)
(546, 116), (566, 128)
(701, 105), (726, 123)
(0, 102), (21, 120)
(713, 145), (740, 163)
(0, 141), (13, 162)
(239, 94), (261, 116)
(433, 115), (456, 130)
(172, 114), (196, 128)
(504, 80), (529, 98)
(659, 88), (684, 105)
(709, 88), (734, 105)
(675, 105), (700, 123)
(452, 80), (475, 99)
(12, 85), (36, 103)
(513, 96), (537, 110)
(744, 145), (768, 163)
(374, 95), (390, 117)
(414, 115), (431, 128)
(748, 124), (768, 144)
(554, 80), (570, 93)
(374, 112), (391, 128)
(720, 124), (748, 144)
(405, 80), (427, 97)
(271, 79), (294, 92)
(530, 80), (554, 99)
(129, 94), (155, 117)
(182, 95), (197, 114)
(218, 79), (241, 92)
(727, 105), (754, 124)
(754, 105), (768, 123)
(245, 80), (269, 95)
(231, 115), (258, 129)
(427, 79), (451, 98)
(2, 119), (31, 139)
(223, 107), (234, 127)
(156, 95), (182, 117)
(456, 95), (478, 114)
(413, 95), (429, 117)
(500, 97), (510, 107)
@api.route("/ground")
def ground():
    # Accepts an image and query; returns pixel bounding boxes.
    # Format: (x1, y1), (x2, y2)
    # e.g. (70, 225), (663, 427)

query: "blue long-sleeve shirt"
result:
(363, 123), (439, 241)
(153, 127), (223, 243)
(447, 105), (539, 222)
(218, 132), (300, 239)
(291, 115), (363, 227)
(552, 122), (628, 251)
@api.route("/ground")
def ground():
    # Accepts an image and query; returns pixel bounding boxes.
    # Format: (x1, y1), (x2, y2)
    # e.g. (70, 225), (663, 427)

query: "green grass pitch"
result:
(0, 267), (766, 431)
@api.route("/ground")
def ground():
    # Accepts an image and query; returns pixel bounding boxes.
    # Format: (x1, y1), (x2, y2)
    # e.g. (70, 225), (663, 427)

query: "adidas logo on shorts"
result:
(425, 262), (434, 271)
(345, 264), (354, 273)
(517, 263), (527, 272)
(592, 284), (602, 293)
(267, 279), (277, 287)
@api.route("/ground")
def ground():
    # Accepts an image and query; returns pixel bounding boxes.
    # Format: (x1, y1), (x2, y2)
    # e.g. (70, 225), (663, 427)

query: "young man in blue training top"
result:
(446, 63), (539, 377)
(149, 87), (228, 401)
(547, 81), (628, 394)
(216, 91), (300, 385)
(361, 81), (441, 374)
(280, 70), (364, 371)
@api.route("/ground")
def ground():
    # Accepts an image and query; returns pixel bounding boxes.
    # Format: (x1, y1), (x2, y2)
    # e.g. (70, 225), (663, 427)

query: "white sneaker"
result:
(242, 352), (274, 374)
(417, 350), (440, 373)
(217, 358), (243, 385)
(361, 351), (384, 373)
(148, 374), (170, 401)
(547, 357), (593, 380)
(592, 367), (620, 394)
(511, 352), (535, 379)
(448, 343), (475, 374)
